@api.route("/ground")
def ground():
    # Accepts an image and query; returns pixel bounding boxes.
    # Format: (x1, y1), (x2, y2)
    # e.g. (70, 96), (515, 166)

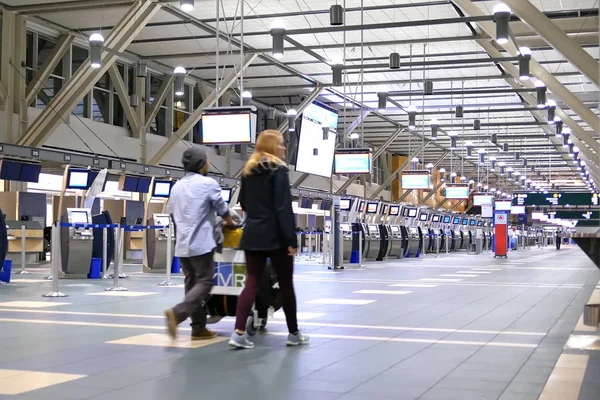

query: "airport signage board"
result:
(401, 171), (430, 189)
(445, 184), (470, 199)
(513, 192), (599, 207)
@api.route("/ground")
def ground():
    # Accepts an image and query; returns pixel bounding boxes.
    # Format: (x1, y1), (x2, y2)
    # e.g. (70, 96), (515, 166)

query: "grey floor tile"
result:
(434, 377), (509, 392)
(349, 375), (430, 397)
(504, 381), (545, 395)
(420, 387), (503, 400)
(498, 392), (540, 400)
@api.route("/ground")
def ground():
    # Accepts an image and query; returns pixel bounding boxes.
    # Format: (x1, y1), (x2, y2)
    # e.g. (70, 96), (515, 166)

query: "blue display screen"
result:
(20, 163), (41, 183)
(0, 160), (22, 181)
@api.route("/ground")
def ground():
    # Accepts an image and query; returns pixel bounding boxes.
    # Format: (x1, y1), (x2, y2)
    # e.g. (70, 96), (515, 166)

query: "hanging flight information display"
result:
(401, 171), (430, 189)
(445, 184), (470, 199)
(513, 192), (599, 207)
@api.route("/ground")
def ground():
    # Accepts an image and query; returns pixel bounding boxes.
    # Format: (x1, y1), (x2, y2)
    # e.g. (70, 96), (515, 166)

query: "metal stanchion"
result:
(106, 225), (127, 291)
(15, 225), (31, 275)
(436, 236), (440, 257)
(43, 222), (67, 297)
(339, 229), (344, 269)
(159, 224), (178, 286)
(321, 233), (327, 264)
(101, 227), (110, 279)
(316, 233), (321, 254)
(357, 231), (362, 266)
(308, 232), (313, 261)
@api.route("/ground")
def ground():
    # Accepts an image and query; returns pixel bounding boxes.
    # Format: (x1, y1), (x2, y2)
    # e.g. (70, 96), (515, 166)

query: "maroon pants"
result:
(235, 248), (298, 333)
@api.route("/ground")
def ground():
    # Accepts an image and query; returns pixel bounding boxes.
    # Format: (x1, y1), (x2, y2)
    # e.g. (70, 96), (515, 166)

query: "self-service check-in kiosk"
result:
(404, 207), (421, 257)
(61, 208), (94, 279)
(450, 216), (460, 251)
(386, 205), (403, 258)
(363, 202), (381, 261)
(144, 213), (174, 273)
(418, 211), (430, 255)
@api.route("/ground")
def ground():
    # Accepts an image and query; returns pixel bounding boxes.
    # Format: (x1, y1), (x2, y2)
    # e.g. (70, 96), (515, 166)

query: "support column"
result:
(136, 76), (147, 163)
(1, 11), (16, 143)
(13, 14), (28, 140)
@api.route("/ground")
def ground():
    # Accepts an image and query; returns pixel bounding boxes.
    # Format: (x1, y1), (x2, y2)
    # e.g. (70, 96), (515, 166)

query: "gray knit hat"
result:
(182, 147), (207, 172)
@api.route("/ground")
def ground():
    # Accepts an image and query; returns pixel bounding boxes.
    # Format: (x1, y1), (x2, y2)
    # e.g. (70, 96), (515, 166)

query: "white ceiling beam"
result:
(25, 34), (74, 105)
(107, 64), (140, 134)
(18, 0), (161, 148)
(503, 0), (599, 87)
(451, 0), (599, 135)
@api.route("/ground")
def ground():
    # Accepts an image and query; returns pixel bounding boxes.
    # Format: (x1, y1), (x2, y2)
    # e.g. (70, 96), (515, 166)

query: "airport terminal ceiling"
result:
(0, 0), (598, 193)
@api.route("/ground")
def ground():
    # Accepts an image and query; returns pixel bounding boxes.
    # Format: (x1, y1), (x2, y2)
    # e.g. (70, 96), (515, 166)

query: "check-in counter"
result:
(5, 221), (44, 265)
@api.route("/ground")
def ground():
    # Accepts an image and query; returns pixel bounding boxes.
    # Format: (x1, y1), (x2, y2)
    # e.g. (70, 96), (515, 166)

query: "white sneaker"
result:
(228, 332), (254, 349)
(286, 330), (310, 346)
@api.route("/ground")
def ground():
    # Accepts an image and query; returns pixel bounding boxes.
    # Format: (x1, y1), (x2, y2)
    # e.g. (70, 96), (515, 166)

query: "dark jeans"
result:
(556, 240), (561, 250)
(235, 248), (298, 333)
(173, 252), (214, 334)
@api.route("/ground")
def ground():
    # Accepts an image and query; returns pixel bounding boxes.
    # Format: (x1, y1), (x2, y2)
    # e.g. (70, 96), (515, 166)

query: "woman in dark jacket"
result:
(228, 130), (309, 349)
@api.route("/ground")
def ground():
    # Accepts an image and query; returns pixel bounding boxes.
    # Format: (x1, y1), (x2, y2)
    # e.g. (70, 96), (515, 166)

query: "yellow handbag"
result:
(222, 227), (243, 249)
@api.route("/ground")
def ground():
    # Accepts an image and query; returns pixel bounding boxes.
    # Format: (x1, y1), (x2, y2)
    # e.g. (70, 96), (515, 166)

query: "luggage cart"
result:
(204, 215), (281, 336)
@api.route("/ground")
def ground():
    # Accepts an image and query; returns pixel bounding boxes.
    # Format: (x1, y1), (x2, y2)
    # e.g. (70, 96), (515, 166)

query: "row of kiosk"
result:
(339, 199), (494, 262)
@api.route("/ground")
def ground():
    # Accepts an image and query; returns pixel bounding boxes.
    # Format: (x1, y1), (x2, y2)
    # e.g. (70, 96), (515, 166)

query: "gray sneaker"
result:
(286, 331), (310, 346)
(228, 332), (254, 349)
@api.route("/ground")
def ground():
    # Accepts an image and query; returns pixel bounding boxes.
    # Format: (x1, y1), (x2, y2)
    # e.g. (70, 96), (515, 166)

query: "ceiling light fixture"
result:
(534, 79), (547, 108)
(518, 47), (531, 80)
(407, 104), (417, 130)
(547, 99), (556, 123)
(389, 52), (400, 69)
(377, 92), (387, 112)
(89, 33), (104, 69)
(271, 21), (286, 58)
(493, 3), (511, 45)
(329, 4), (344, 26)
(180, 0), (194, 12)
(173, 66), (186, 96)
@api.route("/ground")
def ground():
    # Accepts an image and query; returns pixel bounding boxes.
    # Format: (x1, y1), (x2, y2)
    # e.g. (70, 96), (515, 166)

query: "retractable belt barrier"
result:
(43, 223), (171, 297)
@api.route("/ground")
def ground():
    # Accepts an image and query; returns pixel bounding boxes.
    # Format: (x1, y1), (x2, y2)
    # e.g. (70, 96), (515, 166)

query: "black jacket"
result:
(238, 160), (297, 251)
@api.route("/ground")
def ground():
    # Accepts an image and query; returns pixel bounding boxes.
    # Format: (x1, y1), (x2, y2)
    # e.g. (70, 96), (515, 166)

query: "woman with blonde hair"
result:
(228, 130), (309, 349)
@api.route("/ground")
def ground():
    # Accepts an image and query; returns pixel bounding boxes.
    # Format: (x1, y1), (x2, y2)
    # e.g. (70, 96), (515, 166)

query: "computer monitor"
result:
(153, 180), (172, 198)
(389, 206), (400, 216)
(461, 218), (468, 226)
(407, 208), (417, 218)
(419, 213), (428, 221)
(452, 217), (460, 224)
(432, 215), (440, 223)
(443, 216), (451, 223)
(221, 188), (232, 203)
(339, 198), (351, 211)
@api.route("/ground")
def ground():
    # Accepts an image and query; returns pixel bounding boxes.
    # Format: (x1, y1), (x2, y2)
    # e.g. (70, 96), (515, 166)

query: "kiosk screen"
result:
(461, 219), (468, 226)
(432, 215), (440, 222)
(452, 217), (460, 224)
(419, 213), (428, 221)
(339, 199), (351, 211)
(70, 211), (89, 224)
(469, 220), (476, 226)
(407, 208), (417, 218)
(389, 206), (400, 216)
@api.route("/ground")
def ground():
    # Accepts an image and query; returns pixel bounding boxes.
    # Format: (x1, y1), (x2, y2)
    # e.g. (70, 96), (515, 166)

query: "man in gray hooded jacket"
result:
(164, 147), (234, 340)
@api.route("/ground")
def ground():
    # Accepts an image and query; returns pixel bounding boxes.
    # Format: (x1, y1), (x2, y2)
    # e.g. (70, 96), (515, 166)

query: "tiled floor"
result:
(0, 246), (598, 399)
